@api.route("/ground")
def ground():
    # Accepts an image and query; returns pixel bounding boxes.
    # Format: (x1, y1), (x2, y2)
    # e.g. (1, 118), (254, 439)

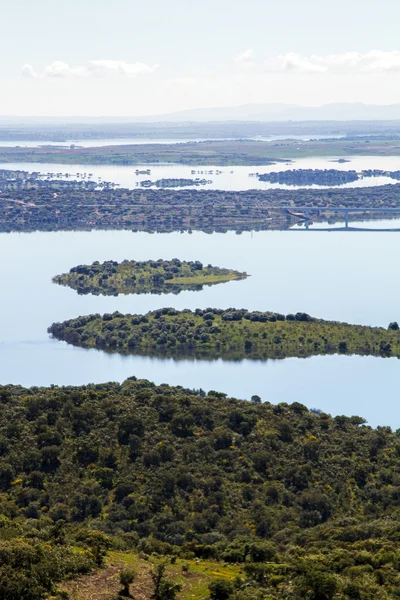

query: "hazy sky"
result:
(3, 0), (400, 116)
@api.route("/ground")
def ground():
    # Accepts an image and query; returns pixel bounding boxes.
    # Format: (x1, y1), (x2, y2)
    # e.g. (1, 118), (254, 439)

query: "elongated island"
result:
(48, 308), (400, 360)
(53, 259), (248, 296)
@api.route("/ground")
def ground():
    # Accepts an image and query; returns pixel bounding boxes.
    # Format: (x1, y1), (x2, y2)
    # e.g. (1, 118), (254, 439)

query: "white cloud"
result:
(282, 53), (326, 73)
(21, 64), (38, 78)
(233, 49), (254, 64)
(264, 51), (400, 74)
(87, 60), (159, 76)
(44, 61), (86, 78)
(357, 51), (400, 72)
(23, 60), (159, 79)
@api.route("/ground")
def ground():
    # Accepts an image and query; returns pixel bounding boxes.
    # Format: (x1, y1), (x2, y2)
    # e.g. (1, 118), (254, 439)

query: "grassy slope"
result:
(58, 552), (241, 600)
(166, 273), (245, 285)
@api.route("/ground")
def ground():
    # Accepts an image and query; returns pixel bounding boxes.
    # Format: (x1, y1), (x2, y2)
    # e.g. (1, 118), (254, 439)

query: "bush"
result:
(151, 563), (181, 600)
(209, 579), (235, 600)
(119, 568), (136, 596)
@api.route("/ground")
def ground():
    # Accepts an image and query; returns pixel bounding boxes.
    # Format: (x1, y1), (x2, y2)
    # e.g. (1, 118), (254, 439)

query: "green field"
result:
(3, 137), (400, 165)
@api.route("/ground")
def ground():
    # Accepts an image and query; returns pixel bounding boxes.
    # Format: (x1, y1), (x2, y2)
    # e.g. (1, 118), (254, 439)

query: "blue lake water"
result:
(2, 227), (400, 428)
(2, 155), (400, 191)
(0, 134), (344, 148)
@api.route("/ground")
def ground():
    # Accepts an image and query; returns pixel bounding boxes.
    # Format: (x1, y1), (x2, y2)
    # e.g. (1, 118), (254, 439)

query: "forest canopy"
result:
(0, 377), (400, 598)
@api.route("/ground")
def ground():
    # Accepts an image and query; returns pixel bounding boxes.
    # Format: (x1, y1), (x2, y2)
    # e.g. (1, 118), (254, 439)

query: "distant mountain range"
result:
(153, 103), (400, 122)
(2, 103), (400, 124)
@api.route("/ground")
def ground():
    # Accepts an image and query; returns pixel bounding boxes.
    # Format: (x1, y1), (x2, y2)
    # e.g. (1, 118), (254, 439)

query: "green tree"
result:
(119, 568), (136, 597)
(298, 569), (338, 600)
(209, 579), (235, 600)
(151, 563), (181, 600)
(251, 395), (261, 404)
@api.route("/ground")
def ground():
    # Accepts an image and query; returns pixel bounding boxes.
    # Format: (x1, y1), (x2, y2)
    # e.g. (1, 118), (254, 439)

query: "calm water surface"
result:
(2, 228), (400, 428)
(0, 134), (343, 148)
(2, 155), (400, 191)
(0, 138), (240, 148)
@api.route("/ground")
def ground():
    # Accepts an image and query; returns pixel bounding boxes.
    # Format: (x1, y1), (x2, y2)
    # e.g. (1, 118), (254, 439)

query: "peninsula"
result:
(3, 182), (400, 233)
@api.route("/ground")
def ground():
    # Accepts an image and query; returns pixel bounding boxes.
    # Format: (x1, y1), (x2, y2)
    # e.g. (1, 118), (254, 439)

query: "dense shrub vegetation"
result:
(48, 308), (400, 360)
(2, 182), (400, 233)
(257, 168), (400, 186)
(0, 528), (98, 599)
(257, 169), (359, 185)
(1, 378), (400, 597)
(53, 259), (248, 296)
(139, 178), (212, 188)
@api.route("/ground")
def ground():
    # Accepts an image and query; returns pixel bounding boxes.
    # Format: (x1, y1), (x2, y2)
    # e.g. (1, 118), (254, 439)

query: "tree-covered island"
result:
(257, 169), (359, 186)
(53, 259), (248, 296)
(48, 308), (400, 360)
(256, 168), (400, 186)
(138, 177), (212, 188)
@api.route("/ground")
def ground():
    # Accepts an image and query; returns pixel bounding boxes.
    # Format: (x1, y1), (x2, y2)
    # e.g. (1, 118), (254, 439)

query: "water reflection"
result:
(2, 228), (400, 426)
(291, 217), (400, 232)
(2, 155), (400, 191)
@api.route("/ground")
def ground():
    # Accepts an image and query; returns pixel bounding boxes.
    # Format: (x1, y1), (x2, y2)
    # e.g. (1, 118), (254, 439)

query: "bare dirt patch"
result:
(57, 558), (153, 600)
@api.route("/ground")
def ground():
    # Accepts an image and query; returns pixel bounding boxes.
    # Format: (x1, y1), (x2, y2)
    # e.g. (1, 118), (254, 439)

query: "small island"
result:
(138, 178), (212, 188)
(52, 259), (249, 296)
(48, 308), (400, 360)
(257, 168), (359, 186)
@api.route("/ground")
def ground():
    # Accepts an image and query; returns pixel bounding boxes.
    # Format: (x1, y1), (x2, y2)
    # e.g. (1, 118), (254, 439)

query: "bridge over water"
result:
(276, 206), (400, 229)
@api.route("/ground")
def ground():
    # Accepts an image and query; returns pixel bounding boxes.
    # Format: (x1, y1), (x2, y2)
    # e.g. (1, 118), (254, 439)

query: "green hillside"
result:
(0, 378), (400, 598)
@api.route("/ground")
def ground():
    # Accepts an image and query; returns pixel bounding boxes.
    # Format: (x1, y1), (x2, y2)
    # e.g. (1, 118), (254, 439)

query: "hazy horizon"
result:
(3, 0), (400, 116)
(3, 101), (400, 124)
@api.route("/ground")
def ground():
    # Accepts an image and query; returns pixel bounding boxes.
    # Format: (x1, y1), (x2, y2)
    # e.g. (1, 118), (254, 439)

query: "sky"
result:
(3, 0), (400, 116)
